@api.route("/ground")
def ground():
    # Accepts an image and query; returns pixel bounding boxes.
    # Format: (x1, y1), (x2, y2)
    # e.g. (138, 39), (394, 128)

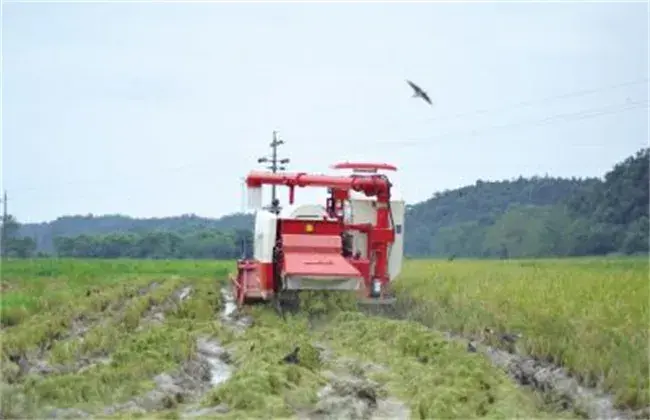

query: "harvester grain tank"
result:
(231, 162), (405, 312)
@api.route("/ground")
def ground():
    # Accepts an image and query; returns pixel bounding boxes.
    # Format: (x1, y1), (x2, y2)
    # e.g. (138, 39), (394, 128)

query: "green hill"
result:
(404, 176), (600, 257)
(406, 147), (647, 258)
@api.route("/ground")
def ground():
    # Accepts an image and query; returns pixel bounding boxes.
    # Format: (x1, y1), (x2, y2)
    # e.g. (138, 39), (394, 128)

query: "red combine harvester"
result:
(230, 162), (405, 313)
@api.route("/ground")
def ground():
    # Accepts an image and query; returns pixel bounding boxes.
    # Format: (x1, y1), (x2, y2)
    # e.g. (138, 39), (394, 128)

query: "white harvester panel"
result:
(247, 186), (263, 210)
(253, 210), (277, 263)
(279, 204), (329, 220)
(387, 199), (405, 280)
(347, 190), (405, 281)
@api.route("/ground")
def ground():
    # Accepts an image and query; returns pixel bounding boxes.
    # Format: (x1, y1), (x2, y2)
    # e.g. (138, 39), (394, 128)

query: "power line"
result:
(379, 100), (649, 146)
(11, 77), (647, 194)
(359, 77), (648, 145)
(416, 77), (649, 124)
(7, 99), (647, 197)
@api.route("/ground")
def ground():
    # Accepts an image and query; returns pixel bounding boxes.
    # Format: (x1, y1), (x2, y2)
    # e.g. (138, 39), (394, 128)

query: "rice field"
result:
(393, 257), (649, 410)
(0, 257), (647, 418)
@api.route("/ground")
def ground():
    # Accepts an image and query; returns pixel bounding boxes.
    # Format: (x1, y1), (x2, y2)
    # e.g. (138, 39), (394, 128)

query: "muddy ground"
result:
(360, 297), (650, 420)
(203, 289), (413, 420)
(2, 280), (648, 419)
(1, 281), (412, 420)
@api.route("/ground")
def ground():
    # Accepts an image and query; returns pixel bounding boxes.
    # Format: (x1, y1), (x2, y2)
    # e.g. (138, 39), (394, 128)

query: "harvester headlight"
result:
(305, 223), (314, 233)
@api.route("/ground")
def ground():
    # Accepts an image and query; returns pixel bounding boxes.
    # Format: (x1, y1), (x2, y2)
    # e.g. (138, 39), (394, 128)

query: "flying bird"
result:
(406, 79), (433, 105)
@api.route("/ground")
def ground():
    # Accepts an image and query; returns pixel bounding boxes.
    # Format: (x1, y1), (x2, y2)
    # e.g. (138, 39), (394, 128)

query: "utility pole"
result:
(1, 191), (7, 259)
(257, 130), (290, 214)
(2, 191), (7, 223)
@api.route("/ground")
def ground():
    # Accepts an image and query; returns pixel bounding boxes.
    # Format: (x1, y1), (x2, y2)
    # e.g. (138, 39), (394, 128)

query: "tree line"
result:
(3, 147), (647, 260)
(51, 229), (253, 259)
(2, 217), (253, 260)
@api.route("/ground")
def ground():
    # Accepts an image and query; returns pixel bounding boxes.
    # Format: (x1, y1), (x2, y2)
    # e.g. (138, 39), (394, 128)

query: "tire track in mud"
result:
(88, 285), (248, 418)
(37, 284), (244, 419)
(2, 280), (165, 386)
(211, 288), (411, 420)
(98, 286), (237, 418)
(1, 280), (236, 419)
(301, 344), (411, 420)
(101, 336), (234, 418)
(359, 297), (649, 420)
(12, 280), (643, 419)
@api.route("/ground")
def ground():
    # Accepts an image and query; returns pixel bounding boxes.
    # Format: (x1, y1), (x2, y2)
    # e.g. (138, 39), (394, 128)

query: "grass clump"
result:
(393, 257), (649, 410)
(203, 306), (327, 418)
(319, 311), (552, 419)
(24, 326), (196, 406)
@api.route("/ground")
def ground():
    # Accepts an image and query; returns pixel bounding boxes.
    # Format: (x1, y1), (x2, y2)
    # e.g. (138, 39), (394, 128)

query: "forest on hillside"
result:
(405, 147), (648, 258)
(2, 147), (647, 260)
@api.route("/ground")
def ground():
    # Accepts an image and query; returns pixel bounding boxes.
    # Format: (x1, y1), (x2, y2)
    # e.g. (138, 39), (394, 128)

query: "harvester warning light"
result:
(305, 223), (314, 233)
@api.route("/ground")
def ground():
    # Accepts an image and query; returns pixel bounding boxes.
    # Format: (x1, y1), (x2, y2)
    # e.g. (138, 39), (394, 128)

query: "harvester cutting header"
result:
(231, 160), (405, 313)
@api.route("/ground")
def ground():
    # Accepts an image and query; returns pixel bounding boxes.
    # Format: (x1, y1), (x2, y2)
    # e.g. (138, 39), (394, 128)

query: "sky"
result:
(2, 1), (648, 224)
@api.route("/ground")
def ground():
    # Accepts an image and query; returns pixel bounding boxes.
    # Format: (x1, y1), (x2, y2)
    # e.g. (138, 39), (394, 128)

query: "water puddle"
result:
(221, 289), (237, 320)
(219, 287), (252, 332)
(178, 286), (252, 418)
(196, 337), (232, 386)
(176, 286), (193, 302)
(103, 286), (238, 418)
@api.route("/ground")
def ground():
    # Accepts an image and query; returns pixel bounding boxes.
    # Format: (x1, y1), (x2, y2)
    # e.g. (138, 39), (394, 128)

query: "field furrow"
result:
(1, 258), (647, 419)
